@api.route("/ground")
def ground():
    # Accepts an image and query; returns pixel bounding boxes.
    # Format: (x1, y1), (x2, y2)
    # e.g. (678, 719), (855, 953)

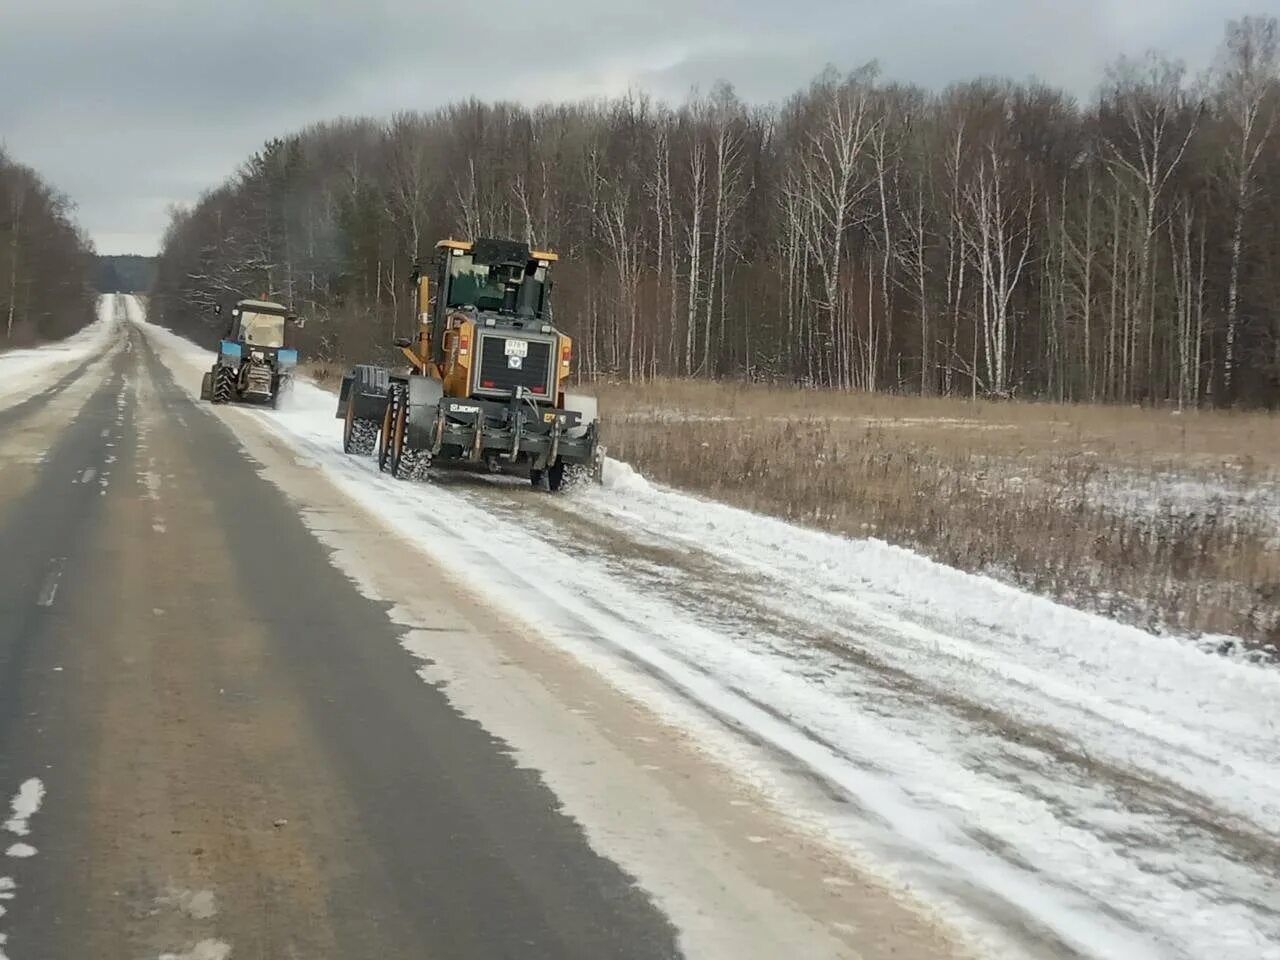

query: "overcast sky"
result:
(0, 0), (1268, 256)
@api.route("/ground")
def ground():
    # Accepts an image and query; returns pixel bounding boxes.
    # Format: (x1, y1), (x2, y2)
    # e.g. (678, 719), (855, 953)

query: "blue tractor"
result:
(199, 299), (303, 408)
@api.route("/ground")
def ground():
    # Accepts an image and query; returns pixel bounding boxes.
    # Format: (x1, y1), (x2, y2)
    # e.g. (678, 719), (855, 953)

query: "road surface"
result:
(0, 301), (965, 958)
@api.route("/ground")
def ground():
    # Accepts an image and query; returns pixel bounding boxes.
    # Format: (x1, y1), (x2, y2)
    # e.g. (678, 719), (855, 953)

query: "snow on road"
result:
(131, 296), (1280, 960)
(0, 294), (118, 411)
(2, 780), (43, 839)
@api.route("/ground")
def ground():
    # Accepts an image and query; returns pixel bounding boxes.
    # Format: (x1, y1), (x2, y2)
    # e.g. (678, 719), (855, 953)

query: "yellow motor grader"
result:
(335, 237), (602, 491)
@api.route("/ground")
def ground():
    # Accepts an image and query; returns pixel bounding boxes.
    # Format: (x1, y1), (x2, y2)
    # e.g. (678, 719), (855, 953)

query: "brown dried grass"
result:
(298, 360), (345, 391)
(592, 379), (1280, 652)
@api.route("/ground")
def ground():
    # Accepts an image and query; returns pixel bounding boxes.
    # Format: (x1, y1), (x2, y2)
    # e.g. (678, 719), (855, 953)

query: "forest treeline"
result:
(96, 254), (158, 294)
(1, 149), (97, 345)
(152, 15), (1280, 406)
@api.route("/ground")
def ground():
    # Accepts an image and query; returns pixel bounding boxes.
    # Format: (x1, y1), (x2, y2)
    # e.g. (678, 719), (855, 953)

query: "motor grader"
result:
(336, 237), (602, 490)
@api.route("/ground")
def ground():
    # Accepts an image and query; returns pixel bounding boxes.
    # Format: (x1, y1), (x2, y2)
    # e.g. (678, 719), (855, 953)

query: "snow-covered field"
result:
(1086, 467), (1280, 541)
(130, 296), (1280, 960)
(0, 295), (118, 411)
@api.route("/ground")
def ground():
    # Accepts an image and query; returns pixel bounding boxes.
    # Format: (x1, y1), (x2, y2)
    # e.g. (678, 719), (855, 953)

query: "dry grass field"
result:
(593, 380), (1280, 654)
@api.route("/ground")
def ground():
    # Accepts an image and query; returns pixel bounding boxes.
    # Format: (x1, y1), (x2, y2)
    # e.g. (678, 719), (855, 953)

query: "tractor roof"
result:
(235, 299), (289, 314)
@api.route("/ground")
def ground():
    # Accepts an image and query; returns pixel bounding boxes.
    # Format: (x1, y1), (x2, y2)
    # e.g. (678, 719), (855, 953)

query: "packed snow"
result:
(2, 780), (43, 840)
(131, 297), (1280, 960)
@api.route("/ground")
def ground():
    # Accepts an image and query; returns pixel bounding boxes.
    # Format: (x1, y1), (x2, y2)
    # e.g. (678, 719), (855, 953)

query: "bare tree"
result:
(1213, 15), (1279, 400)
(147, 24), (1280, 408)
(1102, 55), (1201, 399)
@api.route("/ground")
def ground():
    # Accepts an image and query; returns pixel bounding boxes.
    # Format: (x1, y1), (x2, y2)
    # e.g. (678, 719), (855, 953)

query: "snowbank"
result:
(0, 294), (119, 410)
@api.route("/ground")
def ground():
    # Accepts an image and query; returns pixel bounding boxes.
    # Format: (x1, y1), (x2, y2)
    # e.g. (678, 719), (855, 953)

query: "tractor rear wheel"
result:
(211, 367), (234, 404)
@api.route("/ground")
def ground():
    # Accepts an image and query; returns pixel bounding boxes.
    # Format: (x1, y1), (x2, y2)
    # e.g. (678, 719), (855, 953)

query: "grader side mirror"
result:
(393, 337), (412, 348)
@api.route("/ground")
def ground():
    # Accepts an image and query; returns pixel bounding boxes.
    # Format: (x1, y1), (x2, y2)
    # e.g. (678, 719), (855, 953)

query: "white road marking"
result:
(36, 561), (63, 608)
(4, 845), (34, 859)
(79, 468), (95, 484)
(100, 428), (110, 438)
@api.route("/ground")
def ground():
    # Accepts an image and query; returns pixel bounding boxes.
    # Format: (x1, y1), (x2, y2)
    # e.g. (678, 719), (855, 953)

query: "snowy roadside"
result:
(0, 293), (119, 411)
(130, 297), (1280, 960)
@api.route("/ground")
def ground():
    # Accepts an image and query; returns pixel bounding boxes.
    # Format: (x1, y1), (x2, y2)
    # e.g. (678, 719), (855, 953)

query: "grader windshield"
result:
(446, 253), (548, 317)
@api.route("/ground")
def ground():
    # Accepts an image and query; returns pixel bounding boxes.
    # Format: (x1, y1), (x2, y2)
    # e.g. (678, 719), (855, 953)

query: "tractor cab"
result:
(201, 298), (303, 408)
(225, 299), (291, 348)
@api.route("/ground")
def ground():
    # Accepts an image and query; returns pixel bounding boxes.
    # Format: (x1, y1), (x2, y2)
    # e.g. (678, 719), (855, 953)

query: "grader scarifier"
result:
(336, 238), (602, 491)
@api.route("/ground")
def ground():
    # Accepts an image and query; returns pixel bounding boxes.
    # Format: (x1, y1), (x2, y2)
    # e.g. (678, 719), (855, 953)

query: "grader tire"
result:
(377, 387), (402, 473)
(199, 372), (213, 402)
(390, 401), (418, 481)
(347, 419), (378, 456)
(342, 394), (378, 456)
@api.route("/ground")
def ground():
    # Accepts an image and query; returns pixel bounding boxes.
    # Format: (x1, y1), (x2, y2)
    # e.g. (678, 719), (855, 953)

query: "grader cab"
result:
(336, 237), (602, 490)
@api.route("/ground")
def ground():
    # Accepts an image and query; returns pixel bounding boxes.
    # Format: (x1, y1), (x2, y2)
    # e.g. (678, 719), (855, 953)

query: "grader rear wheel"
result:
(390, 401), (419, 481)
(377, 387), (400, 472)
(342, 393), (378, 456)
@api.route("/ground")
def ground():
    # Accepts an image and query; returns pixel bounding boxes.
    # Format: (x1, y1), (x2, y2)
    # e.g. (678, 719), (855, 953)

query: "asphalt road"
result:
(0, 319), (682, 957)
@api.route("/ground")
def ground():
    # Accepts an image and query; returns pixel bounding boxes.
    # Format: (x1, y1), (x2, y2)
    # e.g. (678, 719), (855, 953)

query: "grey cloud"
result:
(0, 0), (1258, 254)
